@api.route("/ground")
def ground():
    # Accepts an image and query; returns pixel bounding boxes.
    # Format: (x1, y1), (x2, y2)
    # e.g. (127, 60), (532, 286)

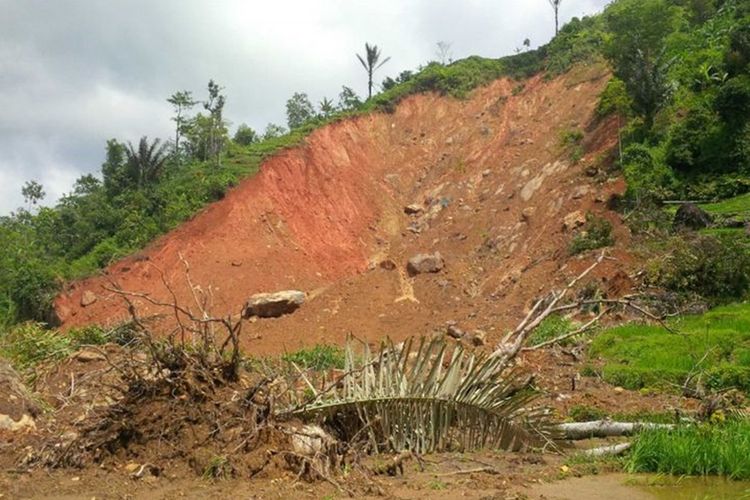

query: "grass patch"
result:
(282, 344), (345, 371)
(590, 303), (750, 392)
(701, 193), (750, 217)
(528, 314), (577, 346)
(0, 322), (120, 373)
(627, 420), (750, 480)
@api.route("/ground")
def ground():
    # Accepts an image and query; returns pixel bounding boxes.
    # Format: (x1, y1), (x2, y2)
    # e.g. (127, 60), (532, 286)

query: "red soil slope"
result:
(55, 64), (630, 355)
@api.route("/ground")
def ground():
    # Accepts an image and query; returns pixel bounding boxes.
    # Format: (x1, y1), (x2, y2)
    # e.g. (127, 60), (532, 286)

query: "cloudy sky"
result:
(0, 0), (610, 214)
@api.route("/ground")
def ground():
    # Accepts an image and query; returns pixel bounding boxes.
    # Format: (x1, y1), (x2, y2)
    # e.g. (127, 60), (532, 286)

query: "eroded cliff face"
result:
(55, 64), (631, 355)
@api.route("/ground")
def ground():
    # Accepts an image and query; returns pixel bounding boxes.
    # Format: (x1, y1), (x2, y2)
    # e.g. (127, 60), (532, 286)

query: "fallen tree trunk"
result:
(581, 442), (632, 457)
(557, 420), (673, 440)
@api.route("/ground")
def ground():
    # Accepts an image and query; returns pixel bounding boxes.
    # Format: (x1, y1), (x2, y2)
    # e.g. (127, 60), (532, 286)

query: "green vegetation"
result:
(569, 214), (614, 255)
(0, 322), (115, 372)
(282, 344), (345, 371)
(646, 233), (750, 303)
(627, 420), (750, 479)
(528, 314), (576, 346)
(590, 303), (750, 392)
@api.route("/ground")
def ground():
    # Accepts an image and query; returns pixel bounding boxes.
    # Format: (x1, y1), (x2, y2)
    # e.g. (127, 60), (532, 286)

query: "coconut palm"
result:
(357, 43), (391, 100)
(281, 336), (551, 454)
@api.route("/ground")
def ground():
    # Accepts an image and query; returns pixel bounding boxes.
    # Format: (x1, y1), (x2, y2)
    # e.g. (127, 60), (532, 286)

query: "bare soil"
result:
(54, 64), (630, 356)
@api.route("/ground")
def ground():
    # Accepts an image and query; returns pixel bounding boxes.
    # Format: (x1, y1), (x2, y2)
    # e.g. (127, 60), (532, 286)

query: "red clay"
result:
(55, 64), (630, 355)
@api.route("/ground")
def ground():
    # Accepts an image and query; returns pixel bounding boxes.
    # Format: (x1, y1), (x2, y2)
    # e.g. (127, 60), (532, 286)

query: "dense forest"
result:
(1, 0), (749, 329)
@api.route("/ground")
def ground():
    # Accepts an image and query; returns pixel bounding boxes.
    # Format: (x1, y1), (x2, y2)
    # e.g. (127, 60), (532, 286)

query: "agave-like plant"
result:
(279, 336), (551, 454)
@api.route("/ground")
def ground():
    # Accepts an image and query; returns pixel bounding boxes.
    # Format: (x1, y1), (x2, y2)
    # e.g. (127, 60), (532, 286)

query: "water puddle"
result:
(526, 473), (750, 499)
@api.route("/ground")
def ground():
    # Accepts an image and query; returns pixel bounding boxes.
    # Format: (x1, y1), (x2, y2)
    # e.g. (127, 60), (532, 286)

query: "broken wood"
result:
(580, 442), (632, 457)
(557, 420), (673, 440)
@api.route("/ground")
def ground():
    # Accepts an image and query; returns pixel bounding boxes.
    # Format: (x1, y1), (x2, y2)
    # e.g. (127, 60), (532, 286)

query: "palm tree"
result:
(357, 43), (391, 100)
(548, 0), (562, 35)
(125, 136), (170, 189)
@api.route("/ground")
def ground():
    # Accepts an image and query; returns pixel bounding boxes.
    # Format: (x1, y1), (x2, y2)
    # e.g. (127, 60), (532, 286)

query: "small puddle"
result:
(526, 474), (750, 499)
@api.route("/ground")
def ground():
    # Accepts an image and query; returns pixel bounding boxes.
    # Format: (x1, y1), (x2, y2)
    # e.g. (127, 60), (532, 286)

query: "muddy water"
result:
(527, 474), (750, 499)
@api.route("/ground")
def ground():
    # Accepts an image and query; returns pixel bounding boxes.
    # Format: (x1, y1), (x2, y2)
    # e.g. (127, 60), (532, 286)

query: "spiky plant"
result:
(125, 136), (169, 189)
(280, 336), (551, 454)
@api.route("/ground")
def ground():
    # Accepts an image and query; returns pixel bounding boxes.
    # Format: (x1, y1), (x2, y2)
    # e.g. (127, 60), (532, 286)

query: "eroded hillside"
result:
(55, 64), (630, 354)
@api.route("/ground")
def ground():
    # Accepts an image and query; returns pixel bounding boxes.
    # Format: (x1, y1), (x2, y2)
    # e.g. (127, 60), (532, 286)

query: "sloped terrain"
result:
(55, 64), (629, 355)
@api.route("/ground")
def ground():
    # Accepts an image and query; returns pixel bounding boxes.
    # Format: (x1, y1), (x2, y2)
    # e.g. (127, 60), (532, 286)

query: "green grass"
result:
(701, 193), (750, 217)
(590, 303), (750, 392)
(282, 344), (345, 371)
(0, 322), (117, 372)
(627, 420), (750, 480)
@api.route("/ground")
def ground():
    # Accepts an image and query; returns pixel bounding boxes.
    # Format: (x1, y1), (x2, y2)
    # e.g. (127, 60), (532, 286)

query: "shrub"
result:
(647, 234), (750, 303)
(596, 77), (631, 117)
(569, 214), (614, 255)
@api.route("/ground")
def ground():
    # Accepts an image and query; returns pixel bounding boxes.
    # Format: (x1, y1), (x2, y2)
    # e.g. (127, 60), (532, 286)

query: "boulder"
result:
(563, 210), (587, 231)
(242, 290), (305, 319)
(404, 204), (423, 215)
(80, 290), (97, 307)
(407, 252), (445, 276)
(673, 203), (712, 230)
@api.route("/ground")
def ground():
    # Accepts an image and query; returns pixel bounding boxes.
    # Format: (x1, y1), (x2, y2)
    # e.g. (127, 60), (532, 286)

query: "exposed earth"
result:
(54, 63), (630, 356)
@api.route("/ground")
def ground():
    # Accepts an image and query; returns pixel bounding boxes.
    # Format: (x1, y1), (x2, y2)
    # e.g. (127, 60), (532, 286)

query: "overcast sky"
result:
(0, 0), (610, 214)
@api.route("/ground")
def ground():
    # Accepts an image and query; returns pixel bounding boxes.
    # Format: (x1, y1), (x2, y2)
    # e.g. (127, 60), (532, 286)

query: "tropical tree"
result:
(124, 137), (170, 189)
(21, 180), (45, 207)
(548, 0), (562, 35)
(286, 92), (315, 129)
(263, 123), (287, 140)
(233, 123), (258, 146)
(202, 80), (227, 166)
(338, 86), (362, 111)
(356, 43), (391, 99)
(166, 90), (197, 162)
(436, 41), (453, 65)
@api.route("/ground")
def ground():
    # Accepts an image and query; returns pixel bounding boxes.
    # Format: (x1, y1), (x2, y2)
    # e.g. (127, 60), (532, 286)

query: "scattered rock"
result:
(242, 290), (306, 319)
(482, 169), (491, 177)
(74, 347), (107, 363)
(469, 330), (487, 347)
(446, 325), (464, 339)
(379, 259), (397, 271)
(614, 387), (625, 395)
(563, 210), (587, 231)
(521, 207), (536, 222)
(572, 185), (590, 200)
(404, 204), (423, 215)
(407, 252), (445, 276)
(80, 290), (97, 307)
(0, 413), (35, 432)
(673, 203), (713, 230)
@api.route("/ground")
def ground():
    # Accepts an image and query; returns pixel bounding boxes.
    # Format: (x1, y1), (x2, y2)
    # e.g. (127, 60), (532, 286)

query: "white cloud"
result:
(0, 0), (611, 214)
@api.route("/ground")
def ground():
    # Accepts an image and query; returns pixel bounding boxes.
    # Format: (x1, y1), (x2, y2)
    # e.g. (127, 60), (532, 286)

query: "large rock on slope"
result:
(673, 203), (713, 230)
(407, 252), (445, 276)
(242, 290), (306, 319)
